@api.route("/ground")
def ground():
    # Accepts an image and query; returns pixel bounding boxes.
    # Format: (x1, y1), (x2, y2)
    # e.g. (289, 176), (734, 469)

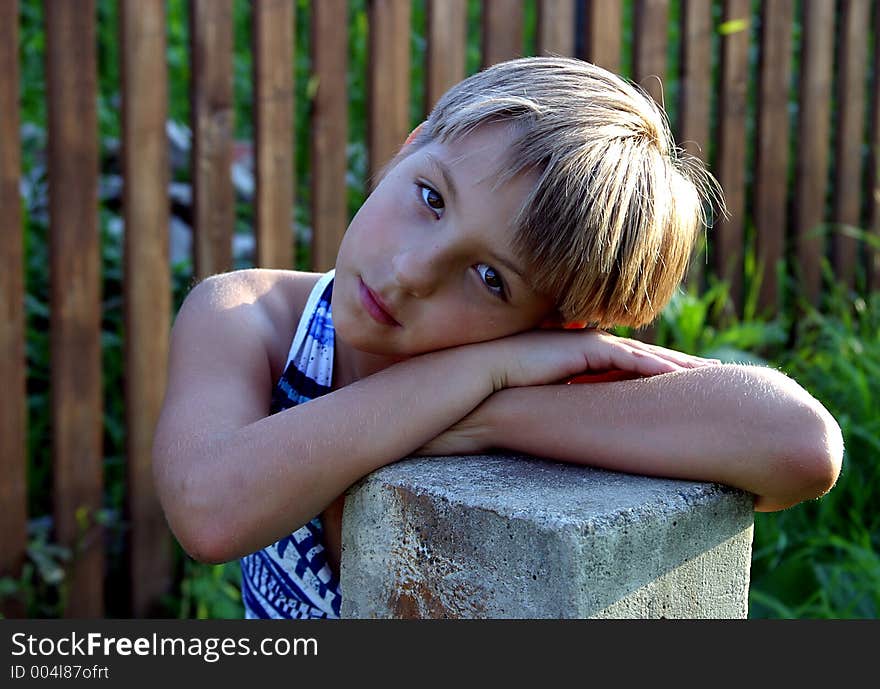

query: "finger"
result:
(610, 345), (688, 376)
(622, 340), (719, 368)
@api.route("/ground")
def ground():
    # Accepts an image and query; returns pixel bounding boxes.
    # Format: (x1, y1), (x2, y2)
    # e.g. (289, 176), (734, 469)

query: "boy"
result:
(153, 57), (842, 619)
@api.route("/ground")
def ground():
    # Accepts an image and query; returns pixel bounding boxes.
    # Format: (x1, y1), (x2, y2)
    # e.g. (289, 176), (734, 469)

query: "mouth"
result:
(358, 278), (401, 327)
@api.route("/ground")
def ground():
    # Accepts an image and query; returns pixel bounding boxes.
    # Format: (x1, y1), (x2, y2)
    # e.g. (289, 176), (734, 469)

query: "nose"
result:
(391, 243), (446, 298)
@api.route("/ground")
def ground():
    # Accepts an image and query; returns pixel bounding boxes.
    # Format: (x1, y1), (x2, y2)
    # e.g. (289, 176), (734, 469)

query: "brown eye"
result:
(419, 184), (445, 215)
(476, 263), (505, 298)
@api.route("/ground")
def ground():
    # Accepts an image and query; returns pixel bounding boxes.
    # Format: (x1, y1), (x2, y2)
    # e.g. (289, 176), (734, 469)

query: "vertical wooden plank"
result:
(713, 0), (750, 316)
(633, 0), (669, 105)
(832, 0), (870, 290)
(0, 0), (27, 619)
(45, 0), (104, 618)
(869, 1), (880, 293)
(630, 0), (668, 343)
(482, 0), (523, 68)
(582, 0), (621, 73)
(368, 0), (411, 190)
(311, 0), (348, 272)
(537, 0), (575, 57)
(189, 0), (235, 279)
(678, 0), (713, 292)
(120, 0), (173, 619)
(792, 0), (834, 307)
(754, 0), (793, 316)
(254, 0), (295, 269)
(678, 0), (712, 158)
(425, 0), (467, 112)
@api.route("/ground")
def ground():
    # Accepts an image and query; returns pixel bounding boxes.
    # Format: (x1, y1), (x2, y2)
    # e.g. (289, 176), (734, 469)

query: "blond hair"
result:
(396, 56), (723, 329)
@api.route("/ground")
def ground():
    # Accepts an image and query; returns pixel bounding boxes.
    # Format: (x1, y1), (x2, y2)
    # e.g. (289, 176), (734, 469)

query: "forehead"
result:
(424, 122), (525, 184)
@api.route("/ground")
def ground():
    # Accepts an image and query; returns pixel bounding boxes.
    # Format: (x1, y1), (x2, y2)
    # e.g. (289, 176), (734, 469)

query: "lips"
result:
(358, 278), (401, 327)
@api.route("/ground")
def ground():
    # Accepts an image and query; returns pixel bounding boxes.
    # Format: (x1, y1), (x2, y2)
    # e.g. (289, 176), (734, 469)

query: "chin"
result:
(333, 314), (396, 354)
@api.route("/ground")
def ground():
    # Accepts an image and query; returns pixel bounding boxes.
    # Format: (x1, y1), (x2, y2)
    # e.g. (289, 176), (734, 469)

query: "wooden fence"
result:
(1, 0), (879, 618)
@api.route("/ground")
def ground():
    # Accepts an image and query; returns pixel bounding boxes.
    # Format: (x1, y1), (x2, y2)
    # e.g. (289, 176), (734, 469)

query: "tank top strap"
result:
(284, 268), (335, 373)
(270, 270), (336, 413)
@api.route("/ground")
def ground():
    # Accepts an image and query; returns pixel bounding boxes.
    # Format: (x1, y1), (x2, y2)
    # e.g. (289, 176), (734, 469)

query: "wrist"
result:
(475, 388), (514, 450)
(465, 339), (510, 393)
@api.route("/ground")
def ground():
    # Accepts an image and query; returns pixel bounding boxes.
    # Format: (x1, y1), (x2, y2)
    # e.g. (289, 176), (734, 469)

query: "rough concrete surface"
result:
(340, 454), (754, 619)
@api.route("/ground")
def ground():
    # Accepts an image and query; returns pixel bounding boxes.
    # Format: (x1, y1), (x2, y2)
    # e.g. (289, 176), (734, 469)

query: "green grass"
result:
(748, 287), (880, 618)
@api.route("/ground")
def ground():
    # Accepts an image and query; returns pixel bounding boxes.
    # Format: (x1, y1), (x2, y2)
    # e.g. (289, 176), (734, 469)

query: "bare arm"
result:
(153, 276), (688, 564)
(471, 364), (843, 512)
(153, 275), (500, 564)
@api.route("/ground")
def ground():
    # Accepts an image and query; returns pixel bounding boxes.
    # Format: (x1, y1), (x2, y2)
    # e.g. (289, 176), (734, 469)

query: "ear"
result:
(403, 122), (425, 148)
(539, 312), (589, 330)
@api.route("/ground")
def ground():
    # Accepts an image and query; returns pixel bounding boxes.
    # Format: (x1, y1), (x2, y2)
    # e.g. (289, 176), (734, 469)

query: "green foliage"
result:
(0, 518), (71, 618)
(746, 277), (880, 619)
(652, 278), (787, 366)
(161, 560), (244, 620)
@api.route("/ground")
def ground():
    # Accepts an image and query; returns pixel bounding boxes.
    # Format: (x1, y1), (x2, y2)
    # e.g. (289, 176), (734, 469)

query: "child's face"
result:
(333, 123), (556, 358)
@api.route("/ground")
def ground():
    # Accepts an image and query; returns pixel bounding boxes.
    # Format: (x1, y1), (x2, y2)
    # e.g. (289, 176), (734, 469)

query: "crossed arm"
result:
(153, 276), (843, 564)
(415, 362), (844, 512)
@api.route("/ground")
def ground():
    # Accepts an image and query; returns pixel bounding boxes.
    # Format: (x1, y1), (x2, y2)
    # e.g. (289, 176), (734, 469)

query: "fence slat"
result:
(870, 1), (880, 293)
(482, 0), (523, 68)
(754, 0), (794, 315)
(190, 0), (235, 279)
(537, 0), (575, 57)
(120, 0), (172, 619)
(311, 0), (348, 272)
(254, 0), (295, 269)
(678, 0), (712, 159)
(793, 0), (834, 306)
(368, 0), (411, 189)
(0, 0), (26, 619)
(425, 0), (467, 113)
(45, 0), (104, 618)
(633, 0), (669, 105)
(678, 0), (712, 292)
(714, 0), (751, 316)
(582, 0), (621, 73)
(833, 0), (870, 290)
(628, 0), (669, 344)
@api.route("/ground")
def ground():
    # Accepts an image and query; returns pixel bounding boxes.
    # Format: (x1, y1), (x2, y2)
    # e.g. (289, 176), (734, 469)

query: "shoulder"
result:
(178, 269), (324, 381)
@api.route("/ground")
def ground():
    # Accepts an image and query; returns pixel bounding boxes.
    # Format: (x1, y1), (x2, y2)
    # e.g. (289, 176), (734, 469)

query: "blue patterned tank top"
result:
(239, 270), (343, 619)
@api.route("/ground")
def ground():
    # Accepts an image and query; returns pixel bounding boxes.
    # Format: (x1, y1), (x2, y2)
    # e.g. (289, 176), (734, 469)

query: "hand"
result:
(413, 402), (492, 456)
(482, 328), (720, 390)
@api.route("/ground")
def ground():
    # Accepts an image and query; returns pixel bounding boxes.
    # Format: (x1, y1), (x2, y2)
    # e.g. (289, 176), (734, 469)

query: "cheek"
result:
(424, 303), (523, 346)
(345, 194), (407, 250)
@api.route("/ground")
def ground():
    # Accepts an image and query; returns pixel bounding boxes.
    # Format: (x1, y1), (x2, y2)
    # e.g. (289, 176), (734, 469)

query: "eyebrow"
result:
(488, 250), (527, 284)
(424, 152), (458, 206)
(423, 151), (529, 288)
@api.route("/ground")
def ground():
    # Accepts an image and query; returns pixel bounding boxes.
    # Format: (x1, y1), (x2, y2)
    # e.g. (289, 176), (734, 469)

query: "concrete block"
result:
(340, 454), (754, 619)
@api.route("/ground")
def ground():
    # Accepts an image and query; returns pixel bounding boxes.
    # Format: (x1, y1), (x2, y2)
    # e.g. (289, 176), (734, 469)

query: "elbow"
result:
(163, 504), (237, 566)
(739, 365), (843, 511)
(166, 520), (229, 565)
(152, 447), (237, 565)
(799, 399), (844, 499)
(167, 504), (233, 565)
(759, 396), (844, 512)
(180, 536), (236, 566)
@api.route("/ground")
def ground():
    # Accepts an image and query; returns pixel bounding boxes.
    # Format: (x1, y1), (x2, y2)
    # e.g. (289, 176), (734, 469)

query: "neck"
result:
(333, 335), (407, 386)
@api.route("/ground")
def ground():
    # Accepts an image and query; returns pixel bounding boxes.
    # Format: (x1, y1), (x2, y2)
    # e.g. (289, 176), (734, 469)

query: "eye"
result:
(475, 263), (507, 300)
(418, 183), (445, 218)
